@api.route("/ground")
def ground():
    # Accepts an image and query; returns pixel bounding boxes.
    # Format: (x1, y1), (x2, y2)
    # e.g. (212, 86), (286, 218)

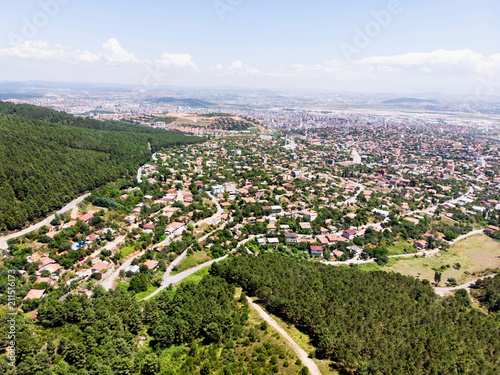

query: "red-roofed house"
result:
(78, 213), (94, 223)
(144, 260), (159, 270)
(342, 229), (357, 241)
(24, 289), (45, 300)
(310, 245), (323, 257)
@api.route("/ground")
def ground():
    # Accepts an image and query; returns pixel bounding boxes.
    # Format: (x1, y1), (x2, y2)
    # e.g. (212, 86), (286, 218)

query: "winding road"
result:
(0, 193), (91, 250)
(434, 275), (496, 296)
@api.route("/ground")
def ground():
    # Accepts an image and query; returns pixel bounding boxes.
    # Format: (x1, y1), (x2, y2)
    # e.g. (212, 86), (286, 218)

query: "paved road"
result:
(449, 229), (485, 245)
(434, 275), (496, 296)
(137, 166), (144, 183)
(351, 149), (361, 164)
(0, 193), (91, 250)
(199, 192), (224, 225)
(141, 248), (190, 299)
(100, 248), (147, 291)
(338, 180), (365, 207)
(141, 253), (229, 301)
(246, 296), (321, 375)
(137, 153), (157, 183)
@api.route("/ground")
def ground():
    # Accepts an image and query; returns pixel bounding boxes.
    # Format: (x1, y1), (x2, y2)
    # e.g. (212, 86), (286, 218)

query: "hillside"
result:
(211, 254), (500, 374)
(0, 102), (204, 231)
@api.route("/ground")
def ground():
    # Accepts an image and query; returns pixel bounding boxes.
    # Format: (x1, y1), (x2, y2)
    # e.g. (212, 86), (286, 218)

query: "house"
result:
(484, 225), (500, 234)
(299, 222), (312, 230)
(223, 182), (237, 194)
(257, 238), (267, 245)
(91, 262), (109, 273)
(285, 233), (298, 243)
(310, 245), (323, 257)
(332, 250), (344, 258)
(127, 265), (140, 274)
(143, 223), (155, 233)
(24, 289), (45, 300)
(211, 214), (228, 225)
(35, 277), (53, 285)
(267, 238), (279, 245)
(342, 229), (357, 241)
(86, 233), (100, 244)
(62, 220), (77, 229)
(43, 263), (62, 274)
(415, 240), (428, 251)
(211, 185), (224, 195)
(124, 215), (136, 223)
(267, 223), (276, 232)
(165, 222), (186, 236)
(372, 208), (389, 218)
(38, 256), (56, 271)
(404, 217), (420, 225)
(144, 260), (159, 270)
(302, 210), (318, 221)
(316, 236), (329, 246)
(78, 213), (94, 223)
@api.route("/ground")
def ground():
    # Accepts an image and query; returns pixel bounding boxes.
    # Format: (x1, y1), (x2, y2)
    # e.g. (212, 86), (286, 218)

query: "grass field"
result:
(385, 239), (417, 255)
(172, 251), (211, 274)
(383, 234), (500, 284)
(173, 267), (210, 287)
(135, 284), (158, 300)
(119, 245), (135, 259)
(152, 116), (177, 125)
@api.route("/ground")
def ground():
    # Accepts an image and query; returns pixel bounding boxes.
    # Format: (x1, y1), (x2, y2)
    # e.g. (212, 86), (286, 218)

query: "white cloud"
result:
(0, 40), (101, 63)
(225, 60), (260, 75)
(154, 53), (199, 72)
(284, 49), (500, 80)
(356, 49), (491, 77)
(0, 39), (199, 73)
(102, 38), (139, 64)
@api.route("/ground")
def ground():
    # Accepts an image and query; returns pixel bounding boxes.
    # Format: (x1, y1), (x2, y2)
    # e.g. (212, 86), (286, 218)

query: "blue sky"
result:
(0, 0), (499, 93)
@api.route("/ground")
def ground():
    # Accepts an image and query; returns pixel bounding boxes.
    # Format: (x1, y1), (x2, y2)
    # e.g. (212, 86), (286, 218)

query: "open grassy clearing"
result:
(173, 267), (209, 287)
(382, 234), (500, 284)
(385, 238), (417, 255)
(171, 250), (211, 274)
(119, 245), (135, 259)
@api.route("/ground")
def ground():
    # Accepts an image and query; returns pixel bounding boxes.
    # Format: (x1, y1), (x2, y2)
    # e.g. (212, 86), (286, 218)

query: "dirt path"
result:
(246, 296), (322, 375)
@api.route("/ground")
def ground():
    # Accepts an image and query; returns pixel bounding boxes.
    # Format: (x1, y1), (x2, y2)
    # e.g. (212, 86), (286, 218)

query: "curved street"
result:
(0, 193), (91, 250)
(433, 275), (496, 296)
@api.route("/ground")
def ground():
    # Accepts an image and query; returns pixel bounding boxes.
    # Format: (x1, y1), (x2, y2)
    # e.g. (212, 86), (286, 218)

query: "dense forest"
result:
(210, 254), (500, 374)
(0, 275), (302, 375)
(0, 102), (204, 231)
(470, 275), (500, 313)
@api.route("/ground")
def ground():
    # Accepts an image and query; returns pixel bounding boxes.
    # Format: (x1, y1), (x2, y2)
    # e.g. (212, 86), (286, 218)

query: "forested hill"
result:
(0, 102), (204, 231)
(211, 254), (500, 374)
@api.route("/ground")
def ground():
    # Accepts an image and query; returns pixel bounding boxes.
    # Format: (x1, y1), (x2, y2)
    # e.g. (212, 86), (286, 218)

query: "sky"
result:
(0, 0), (499, 94)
